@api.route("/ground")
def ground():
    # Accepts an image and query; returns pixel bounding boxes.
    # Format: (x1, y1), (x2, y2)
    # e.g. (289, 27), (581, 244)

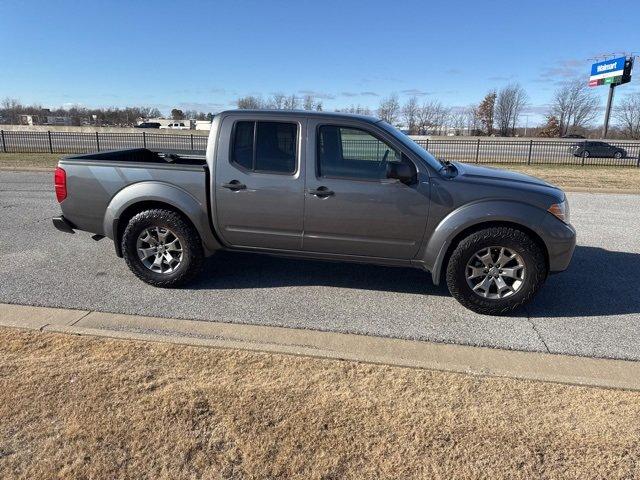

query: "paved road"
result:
(1, 171), (639, 360)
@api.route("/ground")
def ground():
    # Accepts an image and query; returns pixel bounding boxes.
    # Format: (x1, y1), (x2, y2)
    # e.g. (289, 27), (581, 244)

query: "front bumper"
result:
(540, 214), (576, 272)
(52, 216), (76, 234)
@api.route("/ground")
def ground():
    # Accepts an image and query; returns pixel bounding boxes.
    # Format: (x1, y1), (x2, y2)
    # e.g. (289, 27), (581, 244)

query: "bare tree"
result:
(377, 94), (400, 124)
(341, 105), (371, 115)
(549, 79), (599, 136)
(401, 96), (420, 134)
(236, 96), (263, 109)
(614, 92), (640, 139)
(476, 91), (496, 135)
(302, 94), (323, 111)
(416, 100), (450, 135)
(282, 94), (299, 110)
(464, 104), (482, 135)
(448, 108), (471, 136)
(1, 98), (22, 124)
(270, 93), (286, 109)
(495, 83), (528, 136)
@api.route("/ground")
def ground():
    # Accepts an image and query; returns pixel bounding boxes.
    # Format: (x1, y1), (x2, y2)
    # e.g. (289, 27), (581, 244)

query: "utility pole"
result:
(602, 83), (616, 138)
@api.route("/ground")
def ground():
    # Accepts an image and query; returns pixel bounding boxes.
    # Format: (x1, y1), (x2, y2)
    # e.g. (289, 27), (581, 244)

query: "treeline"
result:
(0, 99), (215, 127)
(237, 82), (640, 139)
(4, 82), (640, 139)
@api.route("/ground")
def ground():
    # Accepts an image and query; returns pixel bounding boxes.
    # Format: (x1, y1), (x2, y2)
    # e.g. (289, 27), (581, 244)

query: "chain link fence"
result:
(1, 130), (639, 166)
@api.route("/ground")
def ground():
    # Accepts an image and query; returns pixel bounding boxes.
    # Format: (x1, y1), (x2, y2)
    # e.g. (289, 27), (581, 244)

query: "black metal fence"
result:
(411, 138), (640, 167)
(0, 131), (208, 154)
(2, 130), (640, 166)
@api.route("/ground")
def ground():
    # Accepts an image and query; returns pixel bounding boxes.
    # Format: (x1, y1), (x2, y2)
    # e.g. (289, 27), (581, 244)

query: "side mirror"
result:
(386, 161), (416, 185)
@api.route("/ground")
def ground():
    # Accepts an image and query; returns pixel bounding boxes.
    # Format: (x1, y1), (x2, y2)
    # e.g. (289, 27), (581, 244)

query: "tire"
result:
(445, 227), (547, 315)
(614, 151), (623, 159)
(121, 209), (203, 287)
(583, 150), (590, 158)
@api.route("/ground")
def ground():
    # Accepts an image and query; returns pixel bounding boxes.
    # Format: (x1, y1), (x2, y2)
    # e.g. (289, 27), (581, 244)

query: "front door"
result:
(215, 115), (305, 250)
(302, 120), (430, 259)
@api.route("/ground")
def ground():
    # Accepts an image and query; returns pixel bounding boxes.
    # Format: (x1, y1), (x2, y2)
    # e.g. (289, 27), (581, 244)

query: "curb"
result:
(2, 302), (640, 391)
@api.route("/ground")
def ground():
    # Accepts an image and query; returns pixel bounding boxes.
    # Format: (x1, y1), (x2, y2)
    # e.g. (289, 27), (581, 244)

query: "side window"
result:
(317, 125), (401, 180)
(231, 121), (297, 174)
(232, 121), (254, 170)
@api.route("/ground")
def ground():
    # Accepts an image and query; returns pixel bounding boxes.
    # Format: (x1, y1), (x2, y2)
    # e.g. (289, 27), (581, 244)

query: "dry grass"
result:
(1, 328), (639, 479)
(0, 153), (60, 169)
(496, 164), (640, 192)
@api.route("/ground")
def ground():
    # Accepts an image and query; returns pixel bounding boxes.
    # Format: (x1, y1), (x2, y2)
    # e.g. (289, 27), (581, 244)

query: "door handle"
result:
(222, 180), (246, 191)
(308, 186), (334, 197)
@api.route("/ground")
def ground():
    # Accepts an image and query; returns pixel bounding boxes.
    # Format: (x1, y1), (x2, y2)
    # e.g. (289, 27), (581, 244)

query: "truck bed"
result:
(64, 148), (206, 166)
(58, 148), (208, 237)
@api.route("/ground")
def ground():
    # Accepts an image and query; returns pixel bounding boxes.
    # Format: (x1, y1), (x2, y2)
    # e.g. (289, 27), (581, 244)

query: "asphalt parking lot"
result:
(1, 171), (639, 360)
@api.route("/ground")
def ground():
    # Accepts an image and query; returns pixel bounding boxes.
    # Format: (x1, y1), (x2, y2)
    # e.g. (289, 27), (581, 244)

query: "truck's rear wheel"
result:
(445, 227), (547, 315)
(121, 209), (203, 287)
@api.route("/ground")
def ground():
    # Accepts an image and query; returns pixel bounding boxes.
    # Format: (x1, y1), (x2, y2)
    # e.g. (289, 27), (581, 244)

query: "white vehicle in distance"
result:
(160, 122), (190, 130)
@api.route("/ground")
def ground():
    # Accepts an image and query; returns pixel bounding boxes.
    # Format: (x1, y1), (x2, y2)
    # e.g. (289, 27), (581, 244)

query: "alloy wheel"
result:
(465, 246), (525, 299)
(136, 226), (183, 274)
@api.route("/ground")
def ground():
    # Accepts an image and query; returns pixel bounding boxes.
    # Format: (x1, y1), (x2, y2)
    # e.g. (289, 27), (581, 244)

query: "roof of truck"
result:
(217, 109), (381, 124)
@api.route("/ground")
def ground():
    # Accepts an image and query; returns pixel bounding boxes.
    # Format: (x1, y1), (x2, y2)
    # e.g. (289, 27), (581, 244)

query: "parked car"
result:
(52, 110), (576, 315)
(135, 122), (161, 129)
(160, 122), (190, 130)
(570, 141), (627, 158)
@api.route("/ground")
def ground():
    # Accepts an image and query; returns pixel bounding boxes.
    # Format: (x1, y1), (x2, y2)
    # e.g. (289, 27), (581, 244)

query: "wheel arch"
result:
(103, 182), (222, 257)
(423, 201), (551, 285)
(434, 220), (549, 286)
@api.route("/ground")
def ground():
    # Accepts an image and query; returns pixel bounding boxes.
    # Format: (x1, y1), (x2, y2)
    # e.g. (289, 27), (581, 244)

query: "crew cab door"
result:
(214, 115), (305, 250)
(302, 119), (429, 259)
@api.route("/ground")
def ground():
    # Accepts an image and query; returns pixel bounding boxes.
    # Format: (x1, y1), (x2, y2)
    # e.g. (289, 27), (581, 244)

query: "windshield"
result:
(376, 121), (443, 171)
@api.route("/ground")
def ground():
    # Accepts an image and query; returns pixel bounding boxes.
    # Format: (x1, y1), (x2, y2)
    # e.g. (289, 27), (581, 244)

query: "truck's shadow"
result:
(196, 251), (448, 296)
(526, 246), (640, 318)
(194, 246), (640, 317)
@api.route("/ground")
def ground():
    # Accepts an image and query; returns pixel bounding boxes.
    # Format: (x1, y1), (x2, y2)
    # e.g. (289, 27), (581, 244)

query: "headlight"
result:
(548, 199), (570, 224)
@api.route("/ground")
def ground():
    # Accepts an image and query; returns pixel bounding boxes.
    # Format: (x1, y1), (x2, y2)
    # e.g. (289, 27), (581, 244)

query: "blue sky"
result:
(2, 0), (639, 123)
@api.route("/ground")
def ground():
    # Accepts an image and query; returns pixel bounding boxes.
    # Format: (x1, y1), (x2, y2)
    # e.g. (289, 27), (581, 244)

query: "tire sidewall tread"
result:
(121, 209), (204, 288)
(445, 227), (547, 315)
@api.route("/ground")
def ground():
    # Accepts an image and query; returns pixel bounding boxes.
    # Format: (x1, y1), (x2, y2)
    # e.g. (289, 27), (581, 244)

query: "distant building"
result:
(18, 113), (71, 126)
(45, 116), (71, 126)
(19, 114), (40, 126)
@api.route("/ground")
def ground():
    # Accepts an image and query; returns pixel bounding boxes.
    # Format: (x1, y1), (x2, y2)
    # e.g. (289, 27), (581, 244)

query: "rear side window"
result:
(231, 121), (297, 174)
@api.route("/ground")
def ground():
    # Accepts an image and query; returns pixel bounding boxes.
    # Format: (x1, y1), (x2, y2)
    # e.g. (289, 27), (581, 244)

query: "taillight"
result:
(54, 167), (67, 202)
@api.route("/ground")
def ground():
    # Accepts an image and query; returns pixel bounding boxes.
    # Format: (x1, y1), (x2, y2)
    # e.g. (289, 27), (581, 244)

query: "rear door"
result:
(214, 114), (305, 250)
(594, 142), (608, 157)
(302, 119), (430, 259)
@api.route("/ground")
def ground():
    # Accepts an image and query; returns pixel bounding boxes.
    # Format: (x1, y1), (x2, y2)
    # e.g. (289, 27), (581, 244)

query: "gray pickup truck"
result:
(53, 110), (576, 314)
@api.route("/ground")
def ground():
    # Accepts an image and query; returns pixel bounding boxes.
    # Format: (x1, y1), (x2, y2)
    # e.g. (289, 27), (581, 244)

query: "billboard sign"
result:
(588, 57), (627, 87)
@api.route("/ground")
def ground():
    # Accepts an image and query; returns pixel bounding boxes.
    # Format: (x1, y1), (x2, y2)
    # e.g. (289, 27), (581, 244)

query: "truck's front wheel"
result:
(121, 209), (203, 287)
(445, 227), (547, 315)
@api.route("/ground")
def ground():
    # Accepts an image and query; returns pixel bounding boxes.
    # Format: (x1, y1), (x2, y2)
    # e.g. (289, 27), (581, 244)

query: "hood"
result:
(453, 162), (560, 190)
